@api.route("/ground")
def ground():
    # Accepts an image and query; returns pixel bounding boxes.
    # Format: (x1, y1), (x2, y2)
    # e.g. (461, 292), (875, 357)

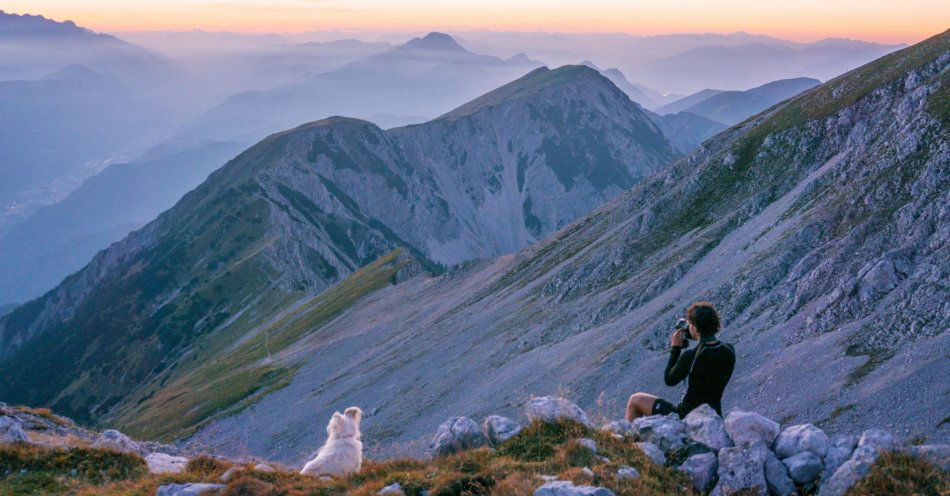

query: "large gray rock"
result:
(0, 416), (29, 445)
(712, 443), (769, 496)
(482, 415), (522, 445)
(821, 435), (857, 482)
(774, 423), (830, 458)
(782, 451), (823, 484)
(525, 397), (592, 427)
(533, 481), (615, 496)
(603, 420), (634, 436)
(679, 452), (718, 493)
(92, 429), (140, 454)
(764, 450), (796, 496)
(724, 411), (780, 448)
(430, 417), (487, 457)
(145, 452), (190, 474)
(155, 484), (225, 496)
(631, 414), (687, 452)
(857, 429), (899, 453)
(684, 404), (733, 451)
(818, 446), (879, 496)
(635, 442), (666, 466)
(905, 444), (950, 471)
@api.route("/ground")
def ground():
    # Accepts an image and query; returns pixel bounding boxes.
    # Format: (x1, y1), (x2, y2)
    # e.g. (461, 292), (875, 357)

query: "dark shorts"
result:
(652, 398), (681, 417)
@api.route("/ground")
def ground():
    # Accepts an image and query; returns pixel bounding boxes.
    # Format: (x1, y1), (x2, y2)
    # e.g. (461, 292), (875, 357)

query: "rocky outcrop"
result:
(92, 429), (140, 454)
(429, 416), (487, 457)
(763, 450), (796, 496)
(525, 397), (592, 427)
(483, 415), (522, 445)
(724, 411), (779, 448)
(0, 416), (29, 444)
(712, 442), (770, 496)
(679, 452), (718, 493)
(634, 442), (666, 466)
(631, 415), (687, 452)
(146, 452), (190, 474)
(775, 423), (830, 459)
(685, 404), (733, 451)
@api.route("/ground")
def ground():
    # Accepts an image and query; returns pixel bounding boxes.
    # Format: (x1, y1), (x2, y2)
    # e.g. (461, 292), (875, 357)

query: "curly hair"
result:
(687, 301), (721, 336)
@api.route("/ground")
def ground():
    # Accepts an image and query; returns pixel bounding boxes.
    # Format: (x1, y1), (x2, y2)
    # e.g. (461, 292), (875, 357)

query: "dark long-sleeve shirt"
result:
(664, 338), (736, 416)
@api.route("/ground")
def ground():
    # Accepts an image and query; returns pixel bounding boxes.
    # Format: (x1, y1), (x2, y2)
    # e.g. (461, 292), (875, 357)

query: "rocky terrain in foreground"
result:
(1, 397), (946, 495)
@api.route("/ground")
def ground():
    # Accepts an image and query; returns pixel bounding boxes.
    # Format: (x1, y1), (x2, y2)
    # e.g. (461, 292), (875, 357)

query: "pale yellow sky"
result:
(5, 0), (948, 44)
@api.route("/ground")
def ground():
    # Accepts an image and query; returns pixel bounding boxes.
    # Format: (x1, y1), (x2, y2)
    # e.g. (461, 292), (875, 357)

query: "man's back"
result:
(682, 340), (735, 415)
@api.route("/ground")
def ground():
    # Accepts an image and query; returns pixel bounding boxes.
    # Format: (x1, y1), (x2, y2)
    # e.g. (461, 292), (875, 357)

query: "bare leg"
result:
(625, 393), (658, 421)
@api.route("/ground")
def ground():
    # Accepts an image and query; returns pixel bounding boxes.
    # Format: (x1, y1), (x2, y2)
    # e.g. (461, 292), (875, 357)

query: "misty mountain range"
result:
(0, 9), (943, 467)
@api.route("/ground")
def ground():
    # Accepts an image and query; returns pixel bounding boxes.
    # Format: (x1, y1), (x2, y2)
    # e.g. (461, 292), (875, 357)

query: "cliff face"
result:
(177, 32), (948, 463)
(0, 65), (678, 433)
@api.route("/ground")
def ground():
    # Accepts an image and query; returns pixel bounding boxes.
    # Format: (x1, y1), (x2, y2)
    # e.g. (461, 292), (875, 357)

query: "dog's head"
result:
(327, 407), (363, 438)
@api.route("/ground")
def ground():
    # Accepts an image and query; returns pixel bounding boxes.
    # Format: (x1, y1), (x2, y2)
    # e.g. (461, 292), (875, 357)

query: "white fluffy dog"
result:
(300, 406), (363, 477)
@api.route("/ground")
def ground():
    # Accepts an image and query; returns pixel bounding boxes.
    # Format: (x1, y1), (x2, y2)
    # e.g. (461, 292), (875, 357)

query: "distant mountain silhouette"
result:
(659, 77), (821, 125)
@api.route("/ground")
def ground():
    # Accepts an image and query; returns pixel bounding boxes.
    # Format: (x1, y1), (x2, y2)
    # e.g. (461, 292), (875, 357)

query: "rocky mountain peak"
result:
(402, 31), (467, 52)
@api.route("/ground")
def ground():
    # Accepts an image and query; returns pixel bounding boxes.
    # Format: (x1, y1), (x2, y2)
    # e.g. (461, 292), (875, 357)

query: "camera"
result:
(675, 318), (692, 341)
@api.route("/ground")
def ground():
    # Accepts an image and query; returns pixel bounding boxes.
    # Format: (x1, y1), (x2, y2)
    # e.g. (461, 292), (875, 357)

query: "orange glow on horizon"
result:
(4, 1), (947, 45)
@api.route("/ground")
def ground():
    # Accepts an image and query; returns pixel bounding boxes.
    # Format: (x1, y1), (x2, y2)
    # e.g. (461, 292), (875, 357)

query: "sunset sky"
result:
(6, 0), (948, 43)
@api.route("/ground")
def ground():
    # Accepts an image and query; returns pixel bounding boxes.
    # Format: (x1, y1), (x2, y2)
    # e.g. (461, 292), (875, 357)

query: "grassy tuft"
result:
(846, 451), (950, 496)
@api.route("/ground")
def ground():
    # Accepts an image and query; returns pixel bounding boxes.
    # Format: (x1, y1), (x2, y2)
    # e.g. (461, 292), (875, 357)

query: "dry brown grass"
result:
(846, 451), (949, 496)
(12, 406), (74, 427)
(9, 419), (942, 496)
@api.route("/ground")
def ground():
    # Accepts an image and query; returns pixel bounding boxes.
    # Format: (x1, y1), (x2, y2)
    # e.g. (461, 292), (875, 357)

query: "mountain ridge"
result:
(0, 64), (680, 436)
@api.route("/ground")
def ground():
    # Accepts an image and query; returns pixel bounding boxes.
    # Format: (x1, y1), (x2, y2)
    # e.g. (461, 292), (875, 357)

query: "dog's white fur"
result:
(300, 406), (363, 477)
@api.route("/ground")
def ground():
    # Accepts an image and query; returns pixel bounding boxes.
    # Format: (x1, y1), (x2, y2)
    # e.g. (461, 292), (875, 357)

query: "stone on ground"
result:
(712, 442), (769, 496)
(764, 450), (796, 496)
(631, 415), (687, 452)
(92, 429), (140, 454)
(723, 411), (779, 448)
(0, 416), (30, 445)
(857, 429), (899, 453)
(379, 483), (405, 495)
(822, 435), (857, 481)
(774, 423), (830, 458)
(533, 480), (615, 496)
(678, 452), (718, 493)
(616, 466), (639, 480)
(635, 441), (666, 466)
(429, 416), (487, 456)
(602, 420), (634, 436)
(482, 415), (522, 444)
(818, 446), (879, 496)
(155, 483), (226, 496)
(525, 397), (592, 427)
(146, 452), (190, 474)
(577, 438), (598, 453)
(684, 404), (733, 451)
(782, 450), (824, 484)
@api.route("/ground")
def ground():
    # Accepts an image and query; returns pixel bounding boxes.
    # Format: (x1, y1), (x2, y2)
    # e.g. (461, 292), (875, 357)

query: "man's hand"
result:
(670, 329), (685, 348)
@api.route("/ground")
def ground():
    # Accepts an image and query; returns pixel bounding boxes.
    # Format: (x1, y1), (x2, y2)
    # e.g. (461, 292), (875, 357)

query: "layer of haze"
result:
(9, 0), (948, 44)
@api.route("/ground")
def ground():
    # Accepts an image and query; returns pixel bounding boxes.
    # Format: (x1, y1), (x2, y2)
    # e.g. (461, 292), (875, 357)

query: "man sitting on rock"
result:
(625, 301), (735, 420)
